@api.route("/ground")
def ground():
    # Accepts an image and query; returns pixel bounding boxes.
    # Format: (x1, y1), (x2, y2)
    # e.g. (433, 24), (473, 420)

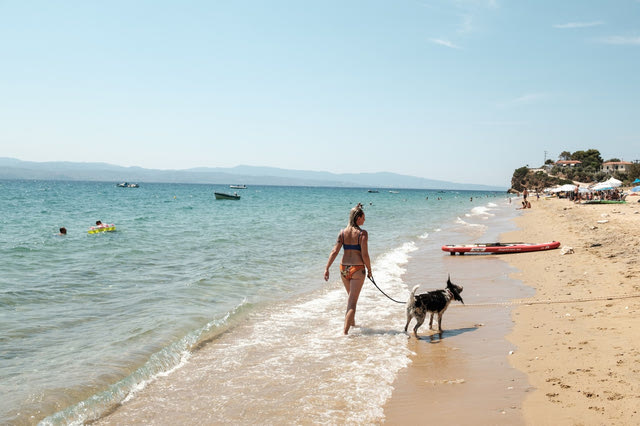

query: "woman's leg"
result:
(341, 276), (355, 328)
(343, 270), (366, 335)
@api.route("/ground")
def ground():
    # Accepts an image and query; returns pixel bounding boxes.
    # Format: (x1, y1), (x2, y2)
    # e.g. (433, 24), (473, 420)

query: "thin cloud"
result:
(500, 93), (550, 107)
(596, 35), (640, 45)
(458, 14), (473, 34)
(554, 21), (604, 29)
(429, 38), (461, 49)
(478, 120), (527, 126)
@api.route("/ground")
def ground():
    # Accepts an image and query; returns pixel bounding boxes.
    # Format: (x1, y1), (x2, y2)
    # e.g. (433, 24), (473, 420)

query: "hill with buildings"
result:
(510, 149), (639, 192)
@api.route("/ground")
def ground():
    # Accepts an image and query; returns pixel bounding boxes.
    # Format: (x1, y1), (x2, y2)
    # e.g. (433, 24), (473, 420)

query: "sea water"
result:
(0, 180), (516, 424)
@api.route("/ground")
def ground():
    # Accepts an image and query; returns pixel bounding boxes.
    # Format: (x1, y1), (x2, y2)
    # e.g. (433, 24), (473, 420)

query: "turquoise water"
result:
(0, 180), (515, 424)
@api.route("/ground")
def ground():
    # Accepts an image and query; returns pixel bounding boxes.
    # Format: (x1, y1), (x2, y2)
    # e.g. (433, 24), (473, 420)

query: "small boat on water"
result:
(215, 192), (241, 200)
(117, 182), (139, 188)
(230, 185), (247, 189)
(442, 241), (561, 255)
(367, 190), (379, 193)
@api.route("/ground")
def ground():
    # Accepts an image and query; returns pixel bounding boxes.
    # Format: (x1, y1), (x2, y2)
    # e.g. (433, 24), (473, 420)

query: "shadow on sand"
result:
(353, 325), (479, 341)
(415, 326), (479, 343)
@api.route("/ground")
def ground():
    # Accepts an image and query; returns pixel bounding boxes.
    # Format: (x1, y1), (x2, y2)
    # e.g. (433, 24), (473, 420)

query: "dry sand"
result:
(384, 195), (640, 425)
(505, 195), (640, 425)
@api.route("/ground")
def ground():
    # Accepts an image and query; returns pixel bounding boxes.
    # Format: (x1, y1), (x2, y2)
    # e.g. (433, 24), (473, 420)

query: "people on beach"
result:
(324, 203), (373, 335)
(516, 200), (531, 210)
(523, 187), (529, 202)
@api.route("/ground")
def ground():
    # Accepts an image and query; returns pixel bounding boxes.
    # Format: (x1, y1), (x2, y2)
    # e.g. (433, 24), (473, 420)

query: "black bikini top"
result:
(341, 229), (362, 251)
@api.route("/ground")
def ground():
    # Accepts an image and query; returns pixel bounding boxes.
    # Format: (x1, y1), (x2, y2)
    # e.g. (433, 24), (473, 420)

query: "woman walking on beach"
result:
(324, 203), (373, 335)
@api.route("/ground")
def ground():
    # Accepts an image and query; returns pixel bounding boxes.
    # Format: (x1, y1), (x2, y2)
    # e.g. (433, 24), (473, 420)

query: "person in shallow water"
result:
(324, 203), (373, 335)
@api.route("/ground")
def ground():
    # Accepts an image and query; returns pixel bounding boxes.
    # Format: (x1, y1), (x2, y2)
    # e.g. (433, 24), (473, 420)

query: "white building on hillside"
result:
(556, 160), (582, 167)
(601, 161), (633, 174)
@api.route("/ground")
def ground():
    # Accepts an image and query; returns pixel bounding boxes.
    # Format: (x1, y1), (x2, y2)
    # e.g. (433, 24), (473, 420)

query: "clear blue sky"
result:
(1, 1), (638, 187)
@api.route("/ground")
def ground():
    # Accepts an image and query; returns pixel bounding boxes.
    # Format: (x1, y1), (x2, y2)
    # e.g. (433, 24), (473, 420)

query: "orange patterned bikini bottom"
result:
(339, 264), (365, 280)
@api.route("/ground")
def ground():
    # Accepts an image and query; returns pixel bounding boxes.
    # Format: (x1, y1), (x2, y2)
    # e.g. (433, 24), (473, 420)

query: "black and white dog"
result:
(404, 275), (464, 337)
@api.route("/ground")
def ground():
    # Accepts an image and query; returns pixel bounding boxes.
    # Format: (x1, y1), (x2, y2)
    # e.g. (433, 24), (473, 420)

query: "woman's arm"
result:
(360, 230), (372, 278)
(324, 232), (343, 281)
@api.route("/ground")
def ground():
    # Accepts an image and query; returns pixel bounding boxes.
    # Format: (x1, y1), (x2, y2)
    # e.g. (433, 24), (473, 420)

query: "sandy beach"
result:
(385, 195), (640, 425)
(505, 195), (640, 425)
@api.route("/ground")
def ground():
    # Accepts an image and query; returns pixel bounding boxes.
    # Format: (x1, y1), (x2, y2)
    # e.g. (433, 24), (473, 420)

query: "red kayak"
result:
(442, 241), (561, 255)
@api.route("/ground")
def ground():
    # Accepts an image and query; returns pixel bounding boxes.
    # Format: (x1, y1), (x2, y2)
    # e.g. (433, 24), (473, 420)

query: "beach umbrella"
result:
(632, 186), (640, 192)
(591, 177), (622, 191)
(550, 184), (576, 193)
(634, 178), (640, 184)
(591, 183), (610, 191)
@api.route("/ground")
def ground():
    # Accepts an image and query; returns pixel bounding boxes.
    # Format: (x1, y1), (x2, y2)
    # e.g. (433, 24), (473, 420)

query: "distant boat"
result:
(215, 192), (241, 200)
(388, 190), (399, 194)
(367, 190), (379, 193)
(229, 184), (247, 189)
(117, 182), (139, 188)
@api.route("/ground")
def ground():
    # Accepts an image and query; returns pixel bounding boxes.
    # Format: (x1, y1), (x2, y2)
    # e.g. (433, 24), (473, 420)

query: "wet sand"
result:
(383, 229), (530, 425)
(384, 195), (640, 425)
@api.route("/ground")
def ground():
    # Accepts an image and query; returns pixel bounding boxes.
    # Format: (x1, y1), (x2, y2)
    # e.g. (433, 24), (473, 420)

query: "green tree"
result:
(613, 171), (628, 182)
(593, 171), (607, 182)
(626, 162), (640, 183)
(571, 149), (603, 172)
(511, 166), (529, 192)
(559, 151), (572, 161)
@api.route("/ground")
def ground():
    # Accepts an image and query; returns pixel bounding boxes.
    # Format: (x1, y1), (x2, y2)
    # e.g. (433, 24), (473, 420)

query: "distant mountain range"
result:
(0, 157), (506, 191)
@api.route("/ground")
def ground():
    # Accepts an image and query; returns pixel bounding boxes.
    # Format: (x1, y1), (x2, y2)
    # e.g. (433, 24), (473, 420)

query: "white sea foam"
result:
(455, 217), (488, 237)
(465, 206), (495, 218)
(456, 217), (485, 227)
(89, 242), (417, 425)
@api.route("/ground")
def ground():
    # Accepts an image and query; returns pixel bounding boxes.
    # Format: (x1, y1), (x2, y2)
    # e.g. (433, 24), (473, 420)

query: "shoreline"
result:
(383, 201), (528, 424)
(384, 195), (640, 425)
